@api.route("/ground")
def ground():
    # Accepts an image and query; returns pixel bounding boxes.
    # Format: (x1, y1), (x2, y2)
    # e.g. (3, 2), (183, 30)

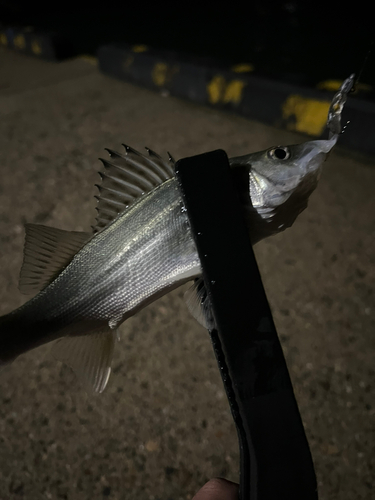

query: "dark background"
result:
(0, 3), (374, 499)
(1, 1), (374, 88)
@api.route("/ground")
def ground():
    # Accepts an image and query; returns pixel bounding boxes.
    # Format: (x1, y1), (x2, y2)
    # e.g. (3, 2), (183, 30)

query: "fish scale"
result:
(17, 179), (200, 325)
(0, 75), (355, 392)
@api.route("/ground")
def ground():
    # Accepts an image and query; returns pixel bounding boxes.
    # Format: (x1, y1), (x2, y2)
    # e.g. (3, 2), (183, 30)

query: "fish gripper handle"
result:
(175, 150), (318, 500)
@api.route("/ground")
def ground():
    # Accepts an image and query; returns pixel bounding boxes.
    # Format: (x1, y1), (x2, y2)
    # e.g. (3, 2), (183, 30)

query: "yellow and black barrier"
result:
(2, 31), (374, 156)
(0, 26), (73, 60)
(98, 44), (375, 156)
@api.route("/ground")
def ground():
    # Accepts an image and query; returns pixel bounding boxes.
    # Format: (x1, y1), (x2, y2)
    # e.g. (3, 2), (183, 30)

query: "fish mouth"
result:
(313, 136), (337, 153)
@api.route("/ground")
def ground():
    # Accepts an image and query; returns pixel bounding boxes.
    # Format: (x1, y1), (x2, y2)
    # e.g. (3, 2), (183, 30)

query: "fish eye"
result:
(268, 146), (291, 160)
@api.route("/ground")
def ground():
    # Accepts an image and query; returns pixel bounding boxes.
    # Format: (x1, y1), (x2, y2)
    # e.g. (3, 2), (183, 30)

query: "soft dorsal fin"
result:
(19, 224), (91, 294)
(52, 327), (116, 394)
(184, 278), (216, 331)
(93, 145), (175, 233)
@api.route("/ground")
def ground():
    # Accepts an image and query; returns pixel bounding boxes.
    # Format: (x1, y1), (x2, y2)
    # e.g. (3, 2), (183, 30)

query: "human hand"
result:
(192, 478), (239, 500)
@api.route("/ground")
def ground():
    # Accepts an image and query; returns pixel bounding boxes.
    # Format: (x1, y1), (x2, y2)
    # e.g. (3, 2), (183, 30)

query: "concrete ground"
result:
(0, 48), (374, 500)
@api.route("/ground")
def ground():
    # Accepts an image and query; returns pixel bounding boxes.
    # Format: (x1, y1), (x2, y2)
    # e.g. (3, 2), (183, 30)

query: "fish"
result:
(0, 74), (354, 393)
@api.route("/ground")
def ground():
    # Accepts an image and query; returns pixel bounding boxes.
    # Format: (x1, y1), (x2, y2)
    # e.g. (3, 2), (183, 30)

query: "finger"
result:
(192, 478), (239, 500)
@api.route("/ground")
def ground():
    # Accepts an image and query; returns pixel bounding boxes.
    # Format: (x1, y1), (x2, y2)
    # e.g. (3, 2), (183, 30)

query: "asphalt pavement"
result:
(0, 48), (374, 500)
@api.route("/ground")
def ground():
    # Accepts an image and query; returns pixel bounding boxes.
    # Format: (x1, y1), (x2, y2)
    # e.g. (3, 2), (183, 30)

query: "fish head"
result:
(230, 137), (335, 242)
(249, 136), (340, 209)
(229, 73), (355, 243)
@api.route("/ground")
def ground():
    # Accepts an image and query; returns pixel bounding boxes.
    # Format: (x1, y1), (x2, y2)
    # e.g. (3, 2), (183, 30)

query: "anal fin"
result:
(52, 327), (117, 394)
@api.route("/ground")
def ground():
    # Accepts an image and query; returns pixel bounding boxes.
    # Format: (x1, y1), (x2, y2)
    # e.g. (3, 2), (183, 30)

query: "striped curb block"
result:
(0, 25), (73, 60)
(98, 44), (375, 156)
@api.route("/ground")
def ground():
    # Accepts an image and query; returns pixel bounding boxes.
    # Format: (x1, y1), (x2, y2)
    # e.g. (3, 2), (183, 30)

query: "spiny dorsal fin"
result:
(19, 224), (91, 295)
(52, 328), (116, 394)
(93, 145), (175, 233)
(184, 278), (216, 331)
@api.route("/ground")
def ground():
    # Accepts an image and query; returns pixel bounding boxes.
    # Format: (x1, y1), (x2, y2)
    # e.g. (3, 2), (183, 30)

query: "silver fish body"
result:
(0, 179), (200, 359)
(0, 75), (355, 392)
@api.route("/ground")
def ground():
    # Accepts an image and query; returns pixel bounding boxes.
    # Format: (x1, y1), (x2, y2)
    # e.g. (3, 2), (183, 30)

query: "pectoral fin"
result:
(52, 328), (117, 394)
(184, 278), (216, 331)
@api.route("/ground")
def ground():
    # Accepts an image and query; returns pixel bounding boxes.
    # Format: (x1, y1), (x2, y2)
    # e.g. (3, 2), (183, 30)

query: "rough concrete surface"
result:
(0, 48), (374, 500)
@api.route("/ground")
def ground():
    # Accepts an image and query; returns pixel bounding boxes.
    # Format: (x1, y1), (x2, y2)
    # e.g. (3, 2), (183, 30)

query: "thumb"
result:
(192, 478), (239, 500)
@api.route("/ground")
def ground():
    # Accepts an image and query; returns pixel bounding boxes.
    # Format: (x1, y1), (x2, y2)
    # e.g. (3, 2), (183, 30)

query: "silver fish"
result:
(0, 75), (354, 392)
